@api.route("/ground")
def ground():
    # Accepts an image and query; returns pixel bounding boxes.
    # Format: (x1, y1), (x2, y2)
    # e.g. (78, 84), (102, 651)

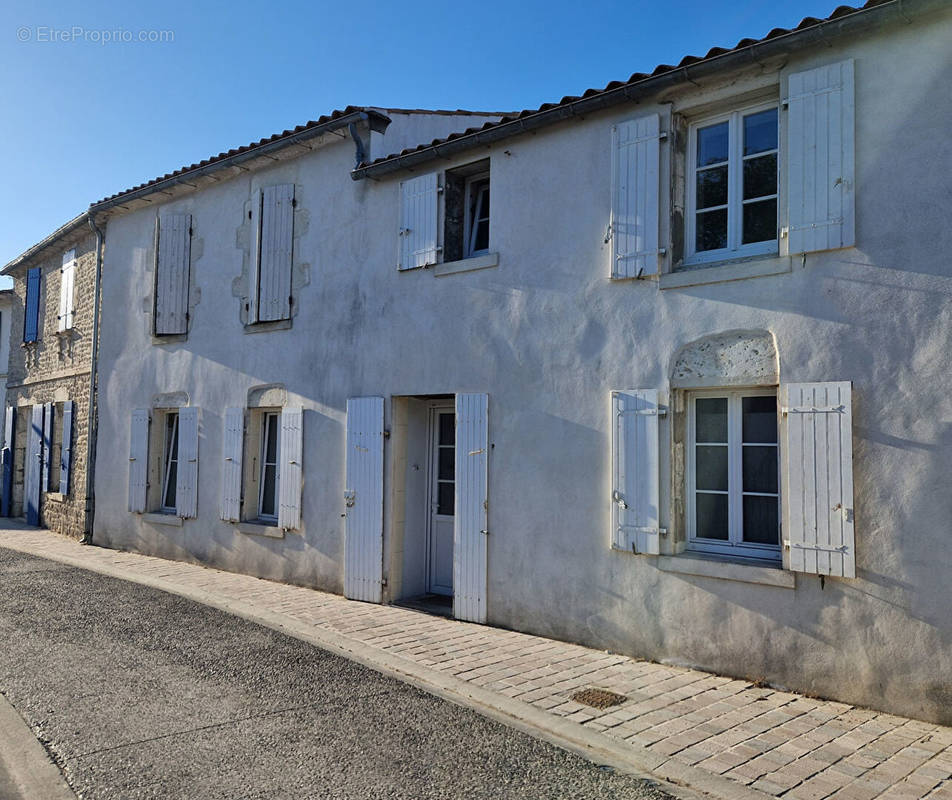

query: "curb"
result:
(0, 535), (772, 800)
(0, 692), (75, 800)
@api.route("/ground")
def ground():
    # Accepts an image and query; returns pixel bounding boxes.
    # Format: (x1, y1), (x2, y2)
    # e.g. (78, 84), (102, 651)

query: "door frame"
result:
(425, 400), (455, 596)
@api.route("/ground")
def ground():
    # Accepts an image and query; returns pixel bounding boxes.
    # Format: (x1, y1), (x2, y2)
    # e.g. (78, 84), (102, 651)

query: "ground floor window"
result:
(161, 412), (179, 512)
(686, 388), (780, 561)
(258, 411), (280, 522)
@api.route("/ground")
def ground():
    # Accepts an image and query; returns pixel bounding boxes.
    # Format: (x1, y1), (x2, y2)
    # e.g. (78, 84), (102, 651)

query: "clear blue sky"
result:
(0, 0), (841, 276)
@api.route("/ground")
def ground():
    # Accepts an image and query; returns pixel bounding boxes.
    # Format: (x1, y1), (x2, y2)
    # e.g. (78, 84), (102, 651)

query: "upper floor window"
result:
(154, 215), (192, 336)
(686, 104), (778, 265)
(258, 411), (280, 522)
(58, 249), (76, 332)
(464, 173), (490, 258)
(161, 411), (180, 513)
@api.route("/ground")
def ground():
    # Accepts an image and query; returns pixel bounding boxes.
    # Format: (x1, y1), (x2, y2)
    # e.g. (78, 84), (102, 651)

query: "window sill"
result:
(656, 553), (794, 589)
(234, 521), (284, 539)
(660, 255), (790, 290)
(152, 333), (187, 345)
(244, 318), (292, 334)
(433, 252), (499, 278)
(45, 492), (66, 503)
(142, 512), (184, 527)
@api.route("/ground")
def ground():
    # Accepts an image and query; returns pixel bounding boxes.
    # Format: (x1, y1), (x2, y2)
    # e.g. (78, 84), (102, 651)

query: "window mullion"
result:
(729, 393), (742, 545)
(728, 113), (740, 252)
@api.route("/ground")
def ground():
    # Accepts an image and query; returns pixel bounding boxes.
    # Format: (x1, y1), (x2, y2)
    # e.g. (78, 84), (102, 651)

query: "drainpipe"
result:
(80, 213), (104, 545)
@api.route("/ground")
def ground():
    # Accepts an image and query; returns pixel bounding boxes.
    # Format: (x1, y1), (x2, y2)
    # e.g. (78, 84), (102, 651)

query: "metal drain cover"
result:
(571, 688), (628, 709)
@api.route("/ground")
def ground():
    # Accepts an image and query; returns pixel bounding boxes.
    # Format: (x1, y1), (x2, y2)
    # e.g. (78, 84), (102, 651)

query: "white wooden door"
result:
(453, 393), (488, 623)
(427, 404), (455, 596)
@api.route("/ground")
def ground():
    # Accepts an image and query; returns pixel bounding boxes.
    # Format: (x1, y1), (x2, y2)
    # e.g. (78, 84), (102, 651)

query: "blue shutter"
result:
(1, 407), (15, 516)
(26, 404), (44, 525)
(24, 267), (41, 343)
(60, 401), (73, 495)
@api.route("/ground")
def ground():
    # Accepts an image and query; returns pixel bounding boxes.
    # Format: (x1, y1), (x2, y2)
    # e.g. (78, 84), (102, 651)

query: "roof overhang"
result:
(352, 0), (941, 180)
(1, 211), (90, 275)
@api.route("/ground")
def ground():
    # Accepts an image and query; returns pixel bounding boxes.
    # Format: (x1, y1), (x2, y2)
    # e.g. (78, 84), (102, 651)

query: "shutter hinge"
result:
(659, 130), (668, 140)
(288, 296), (293, 307)
(248, 210), (252, 219)
(437, 185), (444, 194)
(291, 198), (297, 208)
(189, 227), (193, 236)
(344, 490), (355, 508)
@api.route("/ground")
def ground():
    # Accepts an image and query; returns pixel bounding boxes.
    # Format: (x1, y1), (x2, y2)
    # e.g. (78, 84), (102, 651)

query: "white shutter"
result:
(277, 406), (303, 530)
(176, 407), (199, 518)
(155, 214), (191, 335)
(782, 382), (855, 578)
(220, 407), (243, 522)
(398, 172), (439, 270)
(786, 59), (855, 254)
(58, 249), (76, 332)
(611, 114), (662, 278)
(254, 184), (294, 322)
(128, 409), (150, 513)
(344, 397), (384, 603)
(611, 390), (662, 555)
(454, 393), (489, 623)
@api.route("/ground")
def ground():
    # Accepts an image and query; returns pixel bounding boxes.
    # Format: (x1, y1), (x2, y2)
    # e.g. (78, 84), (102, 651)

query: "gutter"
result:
(80, 213), (104, 544)
(91, 109), (391, 215)
(352, 0), (941, 180)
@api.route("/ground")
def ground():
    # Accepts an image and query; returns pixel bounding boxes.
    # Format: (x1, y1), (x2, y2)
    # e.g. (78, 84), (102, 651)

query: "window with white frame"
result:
(464, 173), (490, 258)
(686, 389), (780, 561)
(686, 104), (778, 264)
(161, 412), (179, 513)
(257, 411), (280, 522)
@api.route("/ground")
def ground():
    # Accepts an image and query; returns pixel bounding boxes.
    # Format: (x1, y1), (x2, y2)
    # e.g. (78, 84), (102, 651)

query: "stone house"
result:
(8, 0), (949, 725)
(0, 213), (100, 538)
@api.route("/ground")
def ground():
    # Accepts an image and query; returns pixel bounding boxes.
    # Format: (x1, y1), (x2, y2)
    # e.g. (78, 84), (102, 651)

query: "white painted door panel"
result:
(344, 397), (384, 603)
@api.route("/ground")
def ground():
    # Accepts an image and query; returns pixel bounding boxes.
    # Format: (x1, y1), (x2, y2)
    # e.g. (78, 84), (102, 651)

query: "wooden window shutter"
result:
(343, 397), (384, 602)
(25, 405), (44, 525)
(155, 215), (192, 335)
(786, 59), (855, 254)
(398, 172), (440, 270)
(453, 393), (489, 623)
(611, 114), (662, 278)
(254, 184), (294, 322)
(1, 407), (15, 516)
(781, 382), (855, 578)
(277, 406), (303, 530)
(176, 407), (199, 518)
(60, 401), (73, 496)
(24, 267), (41, 342)
(59, 249), (76, 332)
(611, 390), (663, 555)
(41, 402), (53, 493)
(128, 410), (150, 513)
(220, 407), (244, 522)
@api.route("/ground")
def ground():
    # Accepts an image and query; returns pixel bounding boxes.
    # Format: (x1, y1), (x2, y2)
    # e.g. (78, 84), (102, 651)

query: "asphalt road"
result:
(0, 549), (674, 799)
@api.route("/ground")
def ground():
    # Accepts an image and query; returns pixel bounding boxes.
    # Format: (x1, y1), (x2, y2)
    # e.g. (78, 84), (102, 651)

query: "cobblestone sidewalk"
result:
(0, 525), (949, 800)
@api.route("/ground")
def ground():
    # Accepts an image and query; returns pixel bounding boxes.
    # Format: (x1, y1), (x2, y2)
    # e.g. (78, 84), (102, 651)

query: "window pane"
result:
(165, 415), (178, 462)
(264, 415), (278, 463)
(439, 413), (455, 447)
(696, 209), (728, 252)
(696, 122), (729, 167)
(696, 493), (729, 540)
(473, 219), (489, 252)
(696, 165), (728, 209)
(742, 198), (777, 244)
(437, 482), (454, 516)
(743, 108), (778, 156)
(695, 398), (728, 442)
(261, 465), (277, 516)
(742, 396), (777, 443)
(438, 447), (455, 481)
(743, 495), (779, 544)
(743, 446), (778, 494)
(696, 446), (728, 491)
(164, 462), (177, 508)
(743, 153), (777, 200)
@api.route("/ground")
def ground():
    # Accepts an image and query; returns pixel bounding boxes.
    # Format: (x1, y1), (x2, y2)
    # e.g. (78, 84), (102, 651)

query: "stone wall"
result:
(5, 227), (97, 539)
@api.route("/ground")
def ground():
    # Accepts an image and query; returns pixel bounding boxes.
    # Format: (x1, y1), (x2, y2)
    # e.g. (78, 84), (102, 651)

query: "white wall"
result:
(93, 10), (952, 724)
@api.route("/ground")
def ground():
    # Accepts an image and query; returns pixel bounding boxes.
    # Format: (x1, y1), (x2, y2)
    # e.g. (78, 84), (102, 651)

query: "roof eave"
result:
(352, 0), (933, 180)
(1, 211), (90, 276)
(92, 108), (392, 215)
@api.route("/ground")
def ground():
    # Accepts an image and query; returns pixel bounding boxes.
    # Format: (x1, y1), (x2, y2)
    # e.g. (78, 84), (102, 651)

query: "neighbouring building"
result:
(0, 289), (13, 411)
(0, 214), (100, 538)
(21, 0), (946, 726)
